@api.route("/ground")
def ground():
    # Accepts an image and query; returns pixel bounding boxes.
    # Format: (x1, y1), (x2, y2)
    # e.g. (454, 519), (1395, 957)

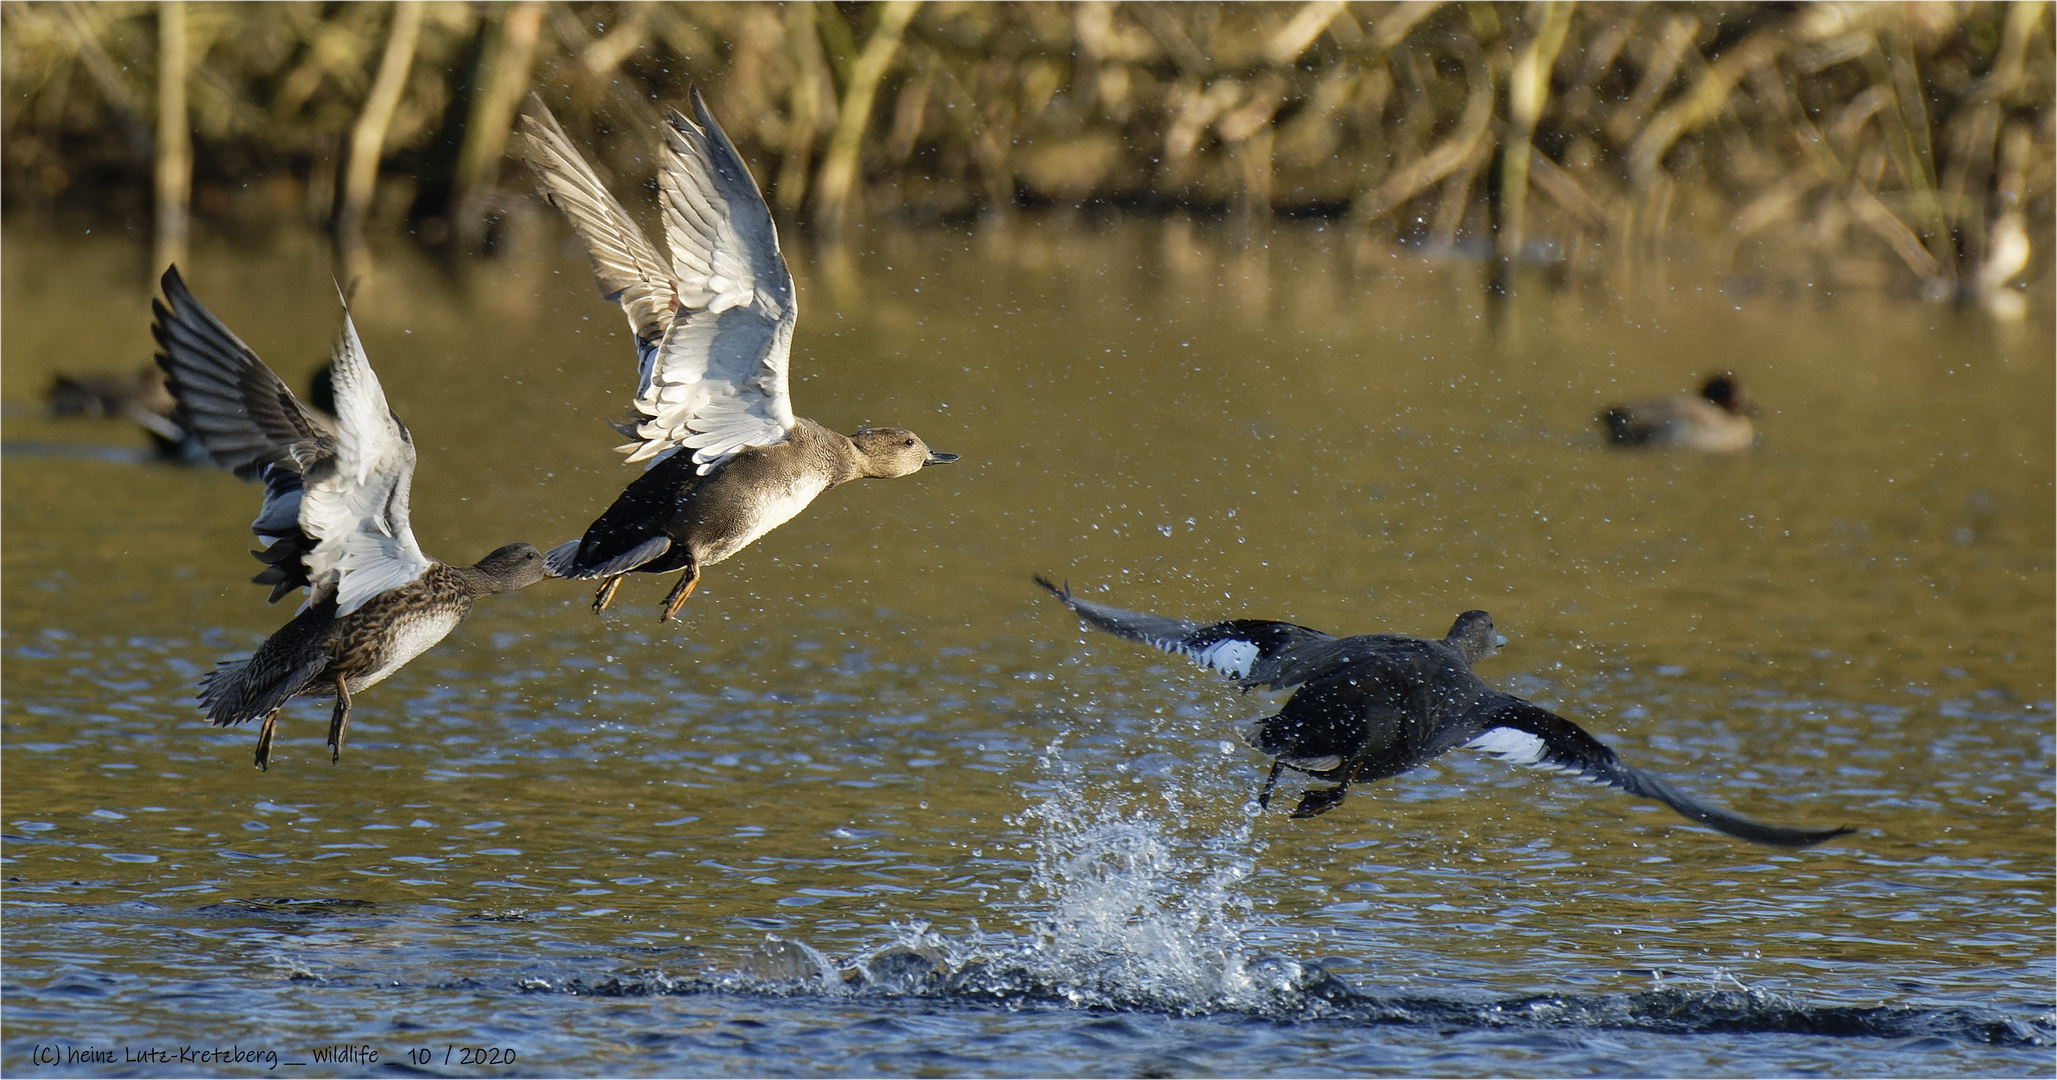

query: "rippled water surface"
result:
(3, 220), (2052, 1077)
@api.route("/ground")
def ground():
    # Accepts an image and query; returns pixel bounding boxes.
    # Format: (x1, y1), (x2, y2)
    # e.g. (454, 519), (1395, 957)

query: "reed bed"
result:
(2, 1), (2049, 307)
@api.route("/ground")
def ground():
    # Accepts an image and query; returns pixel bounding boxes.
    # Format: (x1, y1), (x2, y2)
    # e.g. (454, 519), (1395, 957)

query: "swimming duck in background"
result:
(517, 92), (956, 622)
(45, 364), (200, 461)
(45, 362), (335, 464)
(46, 365), (177, 425)
(153, 267), (547, 770)
(1599, 372), (1755, 452)
(1036, 578), (1851, 847)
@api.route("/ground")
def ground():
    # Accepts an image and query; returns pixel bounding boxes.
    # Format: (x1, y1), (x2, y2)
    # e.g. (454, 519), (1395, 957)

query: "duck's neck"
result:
(796, 418), (873, 485)
(449, 560), (520, 598)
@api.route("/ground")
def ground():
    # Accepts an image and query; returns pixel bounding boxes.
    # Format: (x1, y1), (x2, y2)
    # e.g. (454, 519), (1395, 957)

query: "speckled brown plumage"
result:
(154, 265), (548, 770)
(200, 548), (546, 769)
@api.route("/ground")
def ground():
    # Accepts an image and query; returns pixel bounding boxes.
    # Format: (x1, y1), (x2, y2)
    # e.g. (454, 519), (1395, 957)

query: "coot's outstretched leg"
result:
(1257, 760), (1284, 810)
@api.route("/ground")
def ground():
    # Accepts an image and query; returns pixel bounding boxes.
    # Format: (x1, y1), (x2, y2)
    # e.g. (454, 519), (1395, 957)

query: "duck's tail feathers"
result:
(546, 534), (670, 580)
(1600, 407), (1642, 444)
(196, 654), (327, 729)
(543, 540), (588, 578)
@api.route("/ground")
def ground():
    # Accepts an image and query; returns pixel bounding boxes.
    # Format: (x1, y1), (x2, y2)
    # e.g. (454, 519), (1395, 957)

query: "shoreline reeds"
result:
(2, 1), (2049, 311)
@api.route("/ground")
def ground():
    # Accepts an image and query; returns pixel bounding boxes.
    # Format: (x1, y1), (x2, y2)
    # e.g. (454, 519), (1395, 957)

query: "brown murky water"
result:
(3, 217), (2051, 1076)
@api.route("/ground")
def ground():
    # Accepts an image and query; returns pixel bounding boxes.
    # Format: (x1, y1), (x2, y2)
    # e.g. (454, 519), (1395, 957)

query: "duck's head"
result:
(473, 542), (550, 591)
(851, 427), (958, 478)
(1444, 610), (1505, 664)
(1699, 373), (1749, 414)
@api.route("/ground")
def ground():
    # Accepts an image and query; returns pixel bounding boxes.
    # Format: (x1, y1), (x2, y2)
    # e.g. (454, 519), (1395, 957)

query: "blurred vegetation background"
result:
(2, 1), (2050, 309)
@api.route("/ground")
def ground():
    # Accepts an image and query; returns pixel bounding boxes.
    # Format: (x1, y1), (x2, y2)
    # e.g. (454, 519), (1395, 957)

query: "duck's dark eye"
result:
(904, 439), (915, 446)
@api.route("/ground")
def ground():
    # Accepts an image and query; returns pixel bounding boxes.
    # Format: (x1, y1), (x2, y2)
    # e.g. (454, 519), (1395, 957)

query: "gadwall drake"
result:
(153, 267), (547, 770)
(1037, 579), (1851, 848)
(518, 92), (956, 621)
(1600, 372), (1755, 452)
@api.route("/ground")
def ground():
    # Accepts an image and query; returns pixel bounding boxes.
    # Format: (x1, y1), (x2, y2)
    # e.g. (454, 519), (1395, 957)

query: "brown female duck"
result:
(153, 268), (547, 769)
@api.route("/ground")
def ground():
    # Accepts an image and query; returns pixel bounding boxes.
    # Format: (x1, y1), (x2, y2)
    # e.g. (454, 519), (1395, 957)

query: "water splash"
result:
(629, 738), (2054, 1048)
(991, 740), (1305, 1013)
(704, 733), (1327, 1015)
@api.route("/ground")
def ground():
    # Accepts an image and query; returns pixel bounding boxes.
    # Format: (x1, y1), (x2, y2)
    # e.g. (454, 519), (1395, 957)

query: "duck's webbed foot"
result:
(659, 565), (700, 622)
(1290, 783), (1351, 819)
(1256, 760), (1284, 811)
(592, 575), (624, 613)
(254, 709), (281, 772)
(325, 674), (352, 764)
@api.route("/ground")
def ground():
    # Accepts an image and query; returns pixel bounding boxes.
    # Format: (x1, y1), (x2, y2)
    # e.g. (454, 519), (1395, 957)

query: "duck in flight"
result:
(518, 92), (956, 621)
(1036, 578), (1851, 847)
(153, 268), (548, 769)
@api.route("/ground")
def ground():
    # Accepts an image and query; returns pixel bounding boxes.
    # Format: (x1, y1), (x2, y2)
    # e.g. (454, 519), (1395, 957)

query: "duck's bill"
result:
(922, 450), (959, 466)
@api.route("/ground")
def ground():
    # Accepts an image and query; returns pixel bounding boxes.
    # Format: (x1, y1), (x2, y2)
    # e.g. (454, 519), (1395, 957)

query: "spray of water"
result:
(718, 730), (1335, 1015)
(637, 741), (2055, 1045)
(994, 740), (1310, 1012)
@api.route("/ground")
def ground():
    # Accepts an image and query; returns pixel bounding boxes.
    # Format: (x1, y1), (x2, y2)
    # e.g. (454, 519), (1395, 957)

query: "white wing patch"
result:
(1466, 725), (1615, 783)
(1189, 639), (1259, 678)
(299, 312), (432, 616)
(1465, 727), (1547, 765)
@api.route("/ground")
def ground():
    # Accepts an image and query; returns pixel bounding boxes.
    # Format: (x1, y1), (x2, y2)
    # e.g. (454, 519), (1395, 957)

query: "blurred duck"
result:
(153, 267), (547, 770)
(46, 362), (334, 463)
(46, 366), (177, 424)
(517, 91), (956, 622)
(46, 365), (196, 459)
(1038, 578), (1851, 848)
(1599, 373), (1755, 452)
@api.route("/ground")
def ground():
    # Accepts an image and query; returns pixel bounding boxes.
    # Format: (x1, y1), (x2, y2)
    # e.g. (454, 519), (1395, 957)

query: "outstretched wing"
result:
(635, 91), (797, 472)
(517, 96), (679, 360)
(1458, 701), (1853, 848)
(297, 308), (432, 617)
(521, 91), (796, 475)
(152, 266), (336, 601)
(1035, 576), (1334, 685)
(152, 267), (334, 477)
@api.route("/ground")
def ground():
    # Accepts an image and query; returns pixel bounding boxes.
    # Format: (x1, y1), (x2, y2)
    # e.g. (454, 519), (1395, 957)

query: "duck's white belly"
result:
(705, 474), (831, 564)
(345, 608), (466, 694)
(1661, 401), (1755, 452)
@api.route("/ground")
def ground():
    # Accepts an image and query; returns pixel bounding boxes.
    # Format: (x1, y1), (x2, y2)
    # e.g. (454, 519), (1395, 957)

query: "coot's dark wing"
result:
(1034, 577), (1332, 686)
(1462, 702), (1853, 848)
(153, 266), (336, 601)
